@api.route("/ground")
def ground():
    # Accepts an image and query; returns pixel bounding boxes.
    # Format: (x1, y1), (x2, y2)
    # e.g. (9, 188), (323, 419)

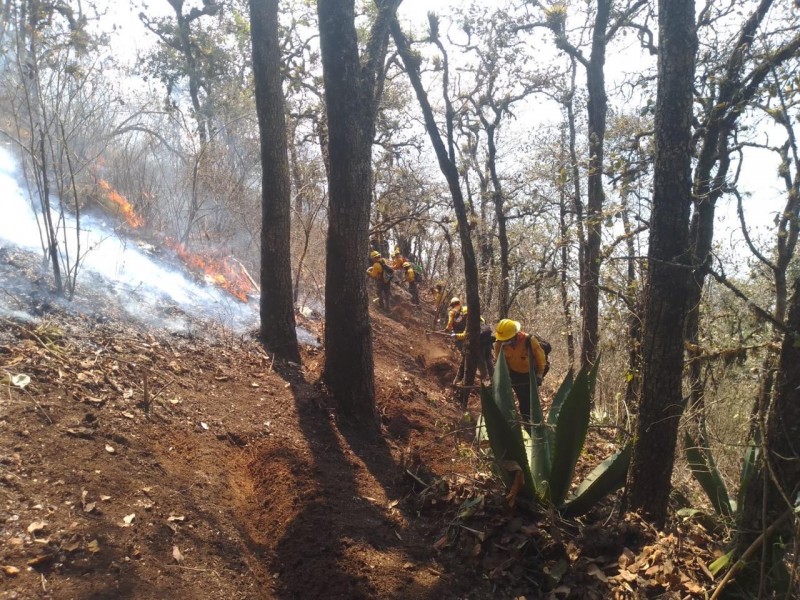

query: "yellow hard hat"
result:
(392, 247), (401, 255)
(449, 297), (461, 307)
(370, 250), (381, 259)
(403, 261), (411, 268)
(495, 318), (521, 342)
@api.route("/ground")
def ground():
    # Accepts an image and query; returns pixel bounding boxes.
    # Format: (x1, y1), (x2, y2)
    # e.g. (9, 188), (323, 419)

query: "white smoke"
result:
(0, 145), (317, 345)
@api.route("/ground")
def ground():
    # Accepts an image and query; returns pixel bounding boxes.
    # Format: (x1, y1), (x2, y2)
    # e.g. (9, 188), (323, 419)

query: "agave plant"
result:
(683, 428), (760, 519)
(477, 352), (631, 517)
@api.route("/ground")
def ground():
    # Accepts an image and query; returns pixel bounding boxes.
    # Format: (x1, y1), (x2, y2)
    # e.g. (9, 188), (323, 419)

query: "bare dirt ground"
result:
(1, 256), (723, 600)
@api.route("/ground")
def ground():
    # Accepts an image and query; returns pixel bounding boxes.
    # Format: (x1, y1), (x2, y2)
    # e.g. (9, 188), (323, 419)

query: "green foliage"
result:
(683, 429), (762, 521)
(684, 430), (734, 518)
(478, 355), (631, 516)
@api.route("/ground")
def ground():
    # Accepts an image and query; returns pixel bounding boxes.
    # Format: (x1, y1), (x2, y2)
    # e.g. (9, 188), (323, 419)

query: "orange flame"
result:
(98, 179), (143, 228)
(166, 240), (255, 303)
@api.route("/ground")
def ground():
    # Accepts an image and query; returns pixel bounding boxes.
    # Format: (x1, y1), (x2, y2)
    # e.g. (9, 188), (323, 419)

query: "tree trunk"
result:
(391, 17), (481, 393)
(579, 0), (609, 369)
(249, 0), (300, 363)
(625, 0), (697, 526)
(318, 0), (398, 426)
(486, 120), (511, 318)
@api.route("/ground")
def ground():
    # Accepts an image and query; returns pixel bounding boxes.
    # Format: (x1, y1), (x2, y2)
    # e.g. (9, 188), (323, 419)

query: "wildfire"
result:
(167, 240), (256, 303)
(97, 179), (143, 228)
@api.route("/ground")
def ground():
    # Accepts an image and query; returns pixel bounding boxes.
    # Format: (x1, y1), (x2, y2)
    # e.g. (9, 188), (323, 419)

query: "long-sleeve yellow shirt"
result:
(366, 261), (383, 280)
(493, 331), (546, 376)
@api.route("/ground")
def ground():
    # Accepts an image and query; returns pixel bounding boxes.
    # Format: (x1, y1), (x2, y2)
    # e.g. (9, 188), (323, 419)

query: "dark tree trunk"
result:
(318, 0), (398, 426)
(625, 0), (697, 527)
(558, 131), (576, 370)
(683, 0), (791, 438)
(620, 193), (642, 412)
(579, 0), (609, 369)
(486, 120), (511, 318)
(391, 18), (482, 393)
(249, 0), (301, 363)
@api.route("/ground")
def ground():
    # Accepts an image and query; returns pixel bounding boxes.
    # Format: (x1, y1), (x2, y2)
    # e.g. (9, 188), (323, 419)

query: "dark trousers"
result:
(408, 280), (419, 304)
(376, 280), (391, 310)
(456, 340), (494, 382)
(509, 370), (531, 423)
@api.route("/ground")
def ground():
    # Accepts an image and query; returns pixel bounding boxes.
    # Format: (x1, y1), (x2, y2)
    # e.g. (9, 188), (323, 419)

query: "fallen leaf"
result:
(587, 563), (608, 583)
(2, 565), (20, 576)
(122, 513), (135, 525)
(122, 412), (135, 419)
(26, 554), (54, 568)
(200, 422), (209, 430)
(683, 580), (705, 594)
(27, 521), (47, 535)
(87, 539), (100, 553)
(83, 502), (96, 514)
(167, 515), (185, 522)
(100, 495), (111, 501)
(11, 374), (31, 389)
(105, 444), (115, 454)
(172, 545), (184, 563)
(63, 536), (81, 552)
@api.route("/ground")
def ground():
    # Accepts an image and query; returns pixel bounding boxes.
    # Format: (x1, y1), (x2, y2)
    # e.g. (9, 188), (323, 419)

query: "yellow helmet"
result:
(392, 247), (401, 256)
(402, 261), (411, 268)
(370, 250), (381, 259)
(495, 318), (521, 342)
(449, 296), (461, 307)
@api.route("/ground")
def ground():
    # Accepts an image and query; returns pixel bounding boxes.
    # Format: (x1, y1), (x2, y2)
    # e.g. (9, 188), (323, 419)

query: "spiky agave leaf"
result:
(545, 368), (574, 460)
(684, 431), (733, 518)
(736, 430), (760, 516)
(479, 354), (535, 499)
(528, 351), (550, 500)
(547, 359), (598, 506)
(561, 442), (632, 517)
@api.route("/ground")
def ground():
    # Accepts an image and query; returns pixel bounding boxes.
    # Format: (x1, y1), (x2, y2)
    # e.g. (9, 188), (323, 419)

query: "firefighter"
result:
(366, 250), (392, 310)
(402, 262), (419, 305)
(493, 319), (547, 423)
(443, 298), (467, 385)
(391, 247), (406, 270)
(453, 313), (495, 383)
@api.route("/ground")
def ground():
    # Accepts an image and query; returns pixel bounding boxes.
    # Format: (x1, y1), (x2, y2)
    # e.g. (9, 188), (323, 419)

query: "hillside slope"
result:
(1, 259), (721, 599)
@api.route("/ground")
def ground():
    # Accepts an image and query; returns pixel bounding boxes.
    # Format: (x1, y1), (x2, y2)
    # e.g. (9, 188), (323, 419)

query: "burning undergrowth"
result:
(0, 146), (317, 344)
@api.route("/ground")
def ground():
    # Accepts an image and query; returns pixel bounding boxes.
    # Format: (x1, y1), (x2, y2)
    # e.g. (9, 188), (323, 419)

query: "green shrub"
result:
(477, 353), (631, 516)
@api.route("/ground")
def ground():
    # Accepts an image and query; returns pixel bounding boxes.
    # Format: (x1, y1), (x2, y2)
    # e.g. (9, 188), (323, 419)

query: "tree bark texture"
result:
(625, 0), (697, 526)
(318, 0), (398, 425)
(579, 0), (609, 369)
(249, 0), (301, 363)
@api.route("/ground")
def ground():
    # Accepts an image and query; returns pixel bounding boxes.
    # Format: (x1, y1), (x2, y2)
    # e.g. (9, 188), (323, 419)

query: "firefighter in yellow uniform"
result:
(366, 250), (392, 310)
(391, 247), (406, 271)
(493, 319), (547, 422)
(402, 262), (419, 305)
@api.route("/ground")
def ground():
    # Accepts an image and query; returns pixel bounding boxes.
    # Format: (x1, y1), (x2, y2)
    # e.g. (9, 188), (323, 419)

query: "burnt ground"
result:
(1, 252), (724, 599)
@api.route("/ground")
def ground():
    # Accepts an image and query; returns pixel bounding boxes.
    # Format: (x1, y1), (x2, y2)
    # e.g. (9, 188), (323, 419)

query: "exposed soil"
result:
(1, 252), (723, 599)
